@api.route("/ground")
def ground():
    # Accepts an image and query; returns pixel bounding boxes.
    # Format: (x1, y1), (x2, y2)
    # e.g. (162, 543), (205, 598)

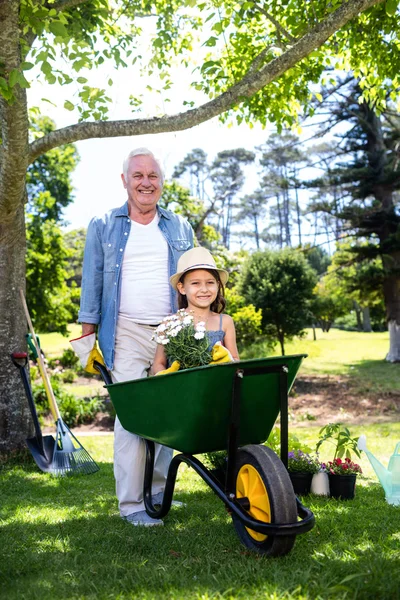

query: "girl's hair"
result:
(177, 268), (226, 313)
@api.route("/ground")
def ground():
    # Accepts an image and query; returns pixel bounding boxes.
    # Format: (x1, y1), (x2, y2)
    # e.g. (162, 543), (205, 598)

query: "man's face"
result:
(121, 154), (163, 215)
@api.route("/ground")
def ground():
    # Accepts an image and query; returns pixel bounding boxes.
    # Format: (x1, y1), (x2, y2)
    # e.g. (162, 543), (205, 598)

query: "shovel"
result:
(11, 352), (57, 473)
(19, 290), (99, 476)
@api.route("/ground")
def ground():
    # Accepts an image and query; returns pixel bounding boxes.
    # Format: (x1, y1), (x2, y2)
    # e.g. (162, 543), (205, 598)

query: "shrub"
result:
(48, 348), (79, 369)
(30, 378), (104, 427)
(224, 288), (263, 346)
(232, 304), (262, 346)
(61, 369), (76, 384)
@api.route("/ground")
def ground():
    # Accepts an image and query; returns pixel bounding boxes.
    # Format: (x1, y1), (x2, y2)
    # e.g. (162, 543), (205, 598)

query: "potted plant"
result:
(324, 457), (362, 499)
(316, 423), (363, 500)
(287, 449), (320, 495)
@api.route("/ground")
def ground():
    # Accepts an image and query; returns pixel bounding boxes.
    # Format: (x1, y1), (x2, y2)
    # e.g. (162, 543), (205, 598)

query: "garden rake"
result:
(20, 290), (99, 476)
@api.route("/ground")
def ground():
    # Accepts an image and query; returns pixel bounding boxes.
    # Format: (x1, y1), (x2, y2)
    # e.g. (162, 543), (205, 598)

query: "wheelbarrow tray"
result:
(105, 355), (305, 454)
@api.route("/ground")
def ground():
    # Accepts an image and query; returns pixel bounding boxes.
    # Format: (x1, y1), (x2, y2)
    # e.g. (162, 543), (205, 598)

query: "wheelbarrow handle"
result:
(94, 360), (113, 386)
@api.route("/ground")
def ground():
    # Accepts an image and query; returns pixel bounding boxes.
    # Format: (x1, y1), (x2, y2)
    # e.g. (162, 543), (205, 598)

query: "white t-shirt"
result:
(118, 214), (171, 323)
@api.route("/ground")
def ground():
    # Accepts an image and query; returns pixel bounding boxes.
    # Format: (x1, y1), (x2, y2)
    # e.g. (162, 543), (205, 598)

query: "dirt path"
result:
(289, 374), (400, 427)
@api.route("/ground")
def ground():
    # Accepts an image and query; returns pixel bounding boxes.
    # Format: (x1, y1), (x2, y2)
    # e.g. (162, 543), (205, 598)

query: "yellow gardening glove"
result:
(70, 333), (105, 374)
(155, 360), (180, 376)
(210, 342), (233, 364)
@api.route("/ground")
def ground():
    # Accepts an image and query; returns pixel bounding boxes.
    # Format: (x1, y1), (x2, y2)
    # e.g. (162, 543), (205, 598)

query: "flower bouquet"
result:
(154, 309), (212, 370)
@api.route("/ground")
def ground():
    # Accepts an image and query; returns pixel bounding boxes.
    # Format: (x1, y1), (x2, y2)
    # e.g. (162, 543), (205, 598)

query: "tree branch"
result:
(28, 0), (385, 163)
(252, 3), (297, 44)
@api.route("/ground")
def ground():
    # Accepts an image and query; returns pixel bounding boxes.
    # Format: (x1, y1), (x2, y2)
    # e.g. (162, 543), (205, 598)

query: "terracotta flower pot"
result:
(328, 473), (357, 500)
(288, 471), (313, 496)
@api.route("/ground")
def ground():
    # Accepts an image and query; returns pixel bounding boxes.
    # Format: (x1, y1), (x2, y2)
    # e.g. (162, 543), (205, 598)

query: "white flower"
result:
(194, 331), (205, 340)
(161, 338), (169, 345)
(157, 323), (167, 332)
(183, 315), (192, 325)
(196, 322), (206, 332)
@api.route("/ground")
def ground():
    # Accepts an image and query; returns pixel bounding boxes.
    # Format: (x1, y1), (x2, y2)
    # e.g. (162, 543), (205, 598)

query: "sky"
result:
(27, 23), (323, 251)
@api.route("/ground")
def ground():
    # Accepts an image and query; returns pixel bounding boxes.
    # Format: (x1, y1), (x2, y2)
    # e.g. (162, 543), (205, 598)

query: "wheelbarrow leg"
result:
(143, 440), (178, 519)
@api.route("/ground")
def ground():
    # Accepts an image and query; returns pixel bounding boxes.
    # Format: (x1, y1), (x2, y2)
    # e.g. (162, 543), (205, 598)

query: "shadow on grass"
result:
(1, 468), (400, 600)
(346, 359), (400, 397)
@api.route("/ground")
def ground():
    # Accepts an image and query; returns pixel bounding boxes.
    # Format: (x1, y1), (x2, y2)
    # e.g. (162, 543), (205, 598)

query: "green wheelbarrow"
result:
(95, 355), (315, 557)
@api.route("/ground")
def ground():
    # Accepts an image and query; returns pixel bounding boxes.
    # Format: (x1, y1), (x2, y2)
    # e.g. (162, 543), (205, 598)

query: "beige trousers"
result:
(112, 318), (173, 517)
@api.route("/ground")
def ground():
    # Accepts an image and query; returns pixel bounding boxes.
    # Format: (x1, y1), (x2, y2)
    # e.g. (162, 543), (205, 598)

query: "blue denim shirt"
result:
(78, 202), (194, 369)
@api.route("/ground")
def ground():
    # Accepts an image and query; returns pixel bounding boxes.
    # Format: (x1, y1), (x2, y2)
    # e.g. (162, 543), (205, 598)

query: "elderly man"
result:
(72, 148), (194, 526)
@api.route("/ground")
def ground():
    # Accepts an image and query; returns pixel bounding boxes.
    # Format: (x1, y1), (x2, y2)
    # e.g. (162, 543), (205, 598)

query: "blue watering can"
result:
(357, 435), (400, 506)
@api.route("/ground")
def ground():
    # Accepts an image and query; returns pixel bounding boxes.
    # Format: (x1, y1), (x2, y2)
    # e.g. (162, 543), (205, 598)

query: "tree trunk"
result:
(382, 251), (400, 362)
(362, 306), (372, 332)
(386, 321), (400, 362)
(353, 300), (363, 331)
(279, 335), (285, 356)
(0, 202), (32, 451)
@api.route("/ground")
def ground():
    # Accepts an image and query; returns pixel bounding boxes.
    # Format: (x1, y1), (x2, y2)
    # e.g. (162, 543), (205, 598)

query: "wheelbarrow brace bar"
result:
(225, 365), (289, 494)
(143, 441), (314, 536)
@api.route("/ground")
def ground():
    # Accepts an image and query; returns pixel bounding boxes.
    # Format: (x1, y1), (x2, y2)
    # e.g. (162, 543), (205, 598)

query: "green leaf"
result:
(77, 77), (88, 84)
(64, 100), (75, 111)
(49, 21), (68, 38)
(386, 0), (398, 15)
(17, 72), (30, 88)
(8, 69), (19, 88)
(21, 62), (34, 71)
(41, 97), (57, 107)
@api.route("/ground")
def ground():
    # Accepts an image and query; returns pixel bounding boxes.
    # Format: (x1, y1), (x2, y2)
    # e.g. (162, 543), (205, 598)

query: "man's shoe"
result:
(123, 510), (164, 527)
(152, 492), (185, 508)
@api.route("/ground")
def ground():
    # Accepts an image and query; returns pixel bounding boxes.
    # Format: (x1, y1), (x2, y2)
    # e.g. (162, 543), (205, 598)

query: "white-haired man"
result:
(72, 148), (194, 526)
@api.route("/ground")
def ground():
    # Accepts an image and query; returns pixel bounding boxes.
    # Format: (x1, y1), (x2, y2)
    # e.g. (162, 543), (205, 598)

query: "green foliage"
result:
(64, 228), (86, 288)
(56, 348), (80, 369)
(31, 377), (103, 427)
(304, 246), (331, 276)
(287, 449), (321, 474)
(25, 115), (80, 334)
(224, 287), (263, 347)
(61, 369), (76, 384)
(231, 304), (263, 347)
(239, 248), (317, 354)
(265, 428), (314, 456)
(203, 450), (227, 471)
(310, 278), (351, 332)
(323, 241), (385, 312)
(316, 423), (362, 461)
(26, 115), (80, 221)
(26, 214), (78, 334)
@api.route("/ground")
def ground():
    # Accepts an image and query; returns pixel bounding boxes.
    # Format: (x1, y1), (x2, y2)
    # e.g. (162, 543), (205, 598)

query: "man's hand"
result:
(70, 332), (105, 374)
(155, 360), (180, 376)
(210, 342), (233, 364)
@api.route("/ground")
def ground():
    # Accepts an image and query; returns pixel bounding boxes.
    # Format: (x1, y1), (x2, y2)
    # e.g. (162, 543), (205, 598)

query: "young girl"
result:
(152, 247), (239, 374)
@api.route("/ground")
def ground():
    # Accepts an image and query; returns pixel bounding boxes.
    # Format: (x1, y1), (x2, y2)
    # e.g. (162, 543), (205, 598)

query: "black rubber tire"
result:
(232, 444), (297, 556)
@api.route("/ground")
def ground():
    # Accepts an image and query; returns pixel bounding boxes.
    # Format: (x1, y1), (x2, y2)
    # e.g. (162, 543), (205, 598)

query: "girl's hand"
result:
(210, 342), (233, 364)
(155, 360), (181, 376)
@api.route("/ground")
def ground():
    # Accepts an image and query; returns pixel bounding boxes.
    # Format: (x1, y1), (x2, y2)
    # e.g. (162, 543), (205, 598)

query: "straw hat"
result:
(170, 247), (229, 290)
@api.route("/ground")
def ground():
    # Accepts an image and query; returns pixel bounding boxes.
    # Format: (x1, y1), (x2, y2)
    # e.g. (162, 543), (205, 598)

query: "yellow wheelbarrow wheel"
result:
(233, 445), (297, 556)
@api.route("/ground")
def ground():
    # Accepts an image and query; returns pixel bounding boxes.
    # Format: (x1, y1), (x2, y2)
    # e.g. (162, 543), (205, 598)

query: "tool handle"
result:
(19, 290), (60, 421)
(11, 352), (44, 445)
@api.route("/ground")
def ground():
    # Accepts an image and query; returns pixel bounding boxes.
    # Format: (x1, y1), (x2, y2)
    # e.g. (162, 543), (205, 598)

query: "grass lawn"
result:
(242, 329), (400, 395)
(1, 424), (399, 600)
